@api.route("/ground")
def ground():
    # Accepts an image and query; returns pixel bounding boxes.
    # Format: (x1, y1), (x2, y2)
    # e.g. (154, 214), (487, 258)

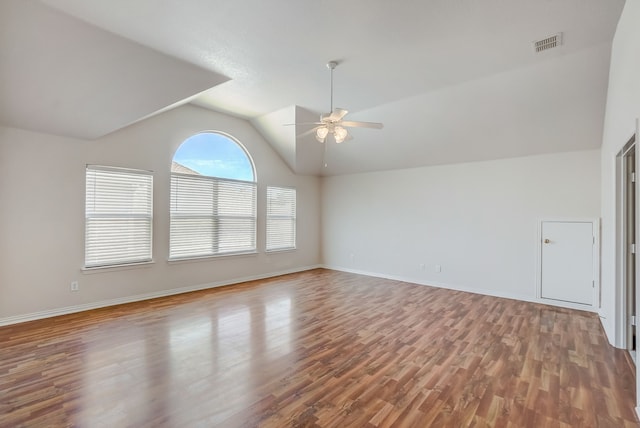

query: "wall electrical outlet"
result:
(435, 265), (442, 273)
(70, 281), (79, 292)
(420, 263), (426, 270)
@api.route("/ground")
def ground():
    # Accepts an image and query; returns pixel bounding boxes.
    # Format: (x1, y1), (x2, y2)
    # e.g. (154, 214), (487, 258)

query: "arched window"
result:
(169, 132), (257, 259)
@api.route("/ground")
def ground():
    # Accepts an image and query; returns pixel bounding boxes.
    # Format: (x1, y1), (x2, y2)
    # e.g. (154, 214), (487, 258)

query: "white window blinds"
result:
(170, 173), (257, 259)
(266, 186), (296, 251)
(85, 165), (153, 268)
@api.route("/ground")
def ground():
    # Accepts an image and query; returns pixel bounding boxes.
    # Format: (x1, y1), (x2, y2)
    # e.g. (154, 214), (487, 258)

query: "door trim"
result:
(615, 131), (639, 350)
(536, 218), (600, 311)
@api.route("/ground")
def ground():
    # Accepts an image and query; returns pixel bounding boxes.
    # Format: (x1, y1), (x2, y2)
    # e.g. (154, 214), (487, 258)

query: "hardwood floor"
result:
(1, 269), (638, 427)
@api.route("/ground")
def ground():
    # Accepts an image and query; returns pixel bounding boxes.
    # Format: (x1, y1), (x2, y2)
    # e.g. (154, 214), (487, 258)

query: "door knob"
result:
(544, 239), (550, 244)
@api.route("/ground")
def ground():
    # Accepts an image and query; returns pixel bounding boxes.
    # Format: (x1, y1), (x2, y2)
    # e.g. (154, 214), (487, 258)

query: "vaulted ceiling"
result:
(0, 0), (625, 175)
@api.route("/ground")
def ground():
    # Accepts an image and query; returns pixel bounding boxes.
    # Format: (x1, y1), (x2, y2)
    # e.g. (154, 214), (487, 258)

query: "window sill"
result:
(82, 260), (155, 274)
(168, 251), (258, 264)
(265, 247), (297, 254)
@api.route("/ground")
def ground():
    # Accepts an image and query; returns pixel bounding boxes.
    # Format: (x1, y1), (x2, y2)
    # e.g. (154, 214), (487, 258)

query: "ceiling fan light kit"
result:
(316, 126), (329, 142)
(333, 126), (348, 143)
(287, 61), (383, 144)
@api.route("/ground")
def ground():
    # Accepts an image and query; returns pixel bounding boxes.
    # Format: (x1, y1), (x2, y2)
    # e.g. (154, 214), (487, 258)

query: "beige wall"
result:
(599, 0), (640, 347)
(322, 150), (601, 304)
(0, 104), (321, 322)
(599, 0), (640, 408)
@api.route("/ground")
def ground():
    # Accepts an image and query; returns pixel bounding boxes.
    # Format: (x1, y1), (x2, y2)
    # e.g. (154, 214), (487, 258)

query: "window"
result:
(266, 186), (296, 251)
(170, 132), (256, 259)
(85, 165), (153, 268)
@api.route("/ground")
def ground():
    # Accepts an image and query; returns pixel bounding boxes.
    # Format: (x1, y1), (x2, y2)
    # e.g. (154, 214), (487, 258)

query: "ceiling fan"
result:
(288, 61), (383, 143)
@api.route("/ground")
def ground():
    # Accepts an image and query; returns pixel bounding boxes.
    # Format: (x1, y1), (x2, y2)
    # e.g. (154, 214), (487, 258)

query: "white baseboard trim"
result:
(0, 265), (322, 327)
(0, 264), (597, 327)
(636, 406), (640, 422)
(323, 264), (598, 313)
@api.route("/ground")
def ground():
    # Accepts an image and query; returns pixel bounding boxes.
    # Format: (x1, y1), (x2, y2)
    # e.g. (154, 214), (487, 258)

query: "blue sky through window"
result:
(173, 133), (254, 181)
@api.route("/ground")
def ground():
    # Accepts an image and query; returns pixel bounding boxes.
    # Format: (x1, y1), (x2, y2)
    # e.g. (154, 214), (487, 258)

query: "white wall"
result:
(600, 0), (640, 347)
(322, 150), (600, 303)
(0, 104), (321, 322)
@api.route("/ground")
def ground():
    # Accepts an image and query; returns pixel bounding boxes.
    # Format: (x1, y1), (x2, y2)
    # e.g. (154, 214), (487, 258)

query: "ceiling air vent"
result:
(533, 33), (563, 53)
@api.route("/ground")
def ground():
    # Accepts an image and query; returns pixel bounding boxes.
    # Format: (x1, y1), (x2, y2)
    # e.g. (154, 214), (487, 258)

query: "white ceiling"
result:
(0, 0), (227, 140)
(1, 0), (625, 175)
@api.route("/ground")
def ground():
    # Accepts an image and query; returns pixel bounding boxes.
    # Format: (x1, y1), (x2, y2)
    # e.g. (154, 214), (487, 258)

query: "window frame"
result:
(84, 165), (154, 269)
(266, 186), (297, 252)
(169, 173), (257, 260)
(169, 132), (257, 261)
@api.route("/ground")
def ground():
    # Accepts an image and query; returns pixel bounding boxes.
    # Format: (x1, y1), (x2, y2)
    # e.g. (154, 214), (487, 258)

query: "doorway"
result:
(618, 135), (637, 361)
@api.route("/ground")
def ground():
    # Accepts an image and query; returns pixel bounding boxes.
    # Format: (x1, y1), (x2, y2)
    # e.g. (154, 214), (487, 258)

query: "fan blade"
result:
(283, 122), (323, 126)
(297, 126), (322, 138)
(328, 108), (349, 121)
(341, 121), (384, 129)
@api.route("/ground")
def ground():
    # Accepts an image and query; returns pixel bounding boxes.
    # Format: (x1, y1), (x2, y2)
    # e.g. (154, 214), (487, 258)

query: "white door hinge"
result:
(632, 243), (636, 254)
(632, 172), (636, 183)
(631, 315), (636, 326)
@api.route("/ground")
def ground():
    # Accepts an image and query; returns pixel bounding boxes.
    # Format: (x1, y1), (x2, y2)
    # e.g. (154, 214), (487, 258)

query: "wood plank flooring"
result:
(1, 269), (638, 427)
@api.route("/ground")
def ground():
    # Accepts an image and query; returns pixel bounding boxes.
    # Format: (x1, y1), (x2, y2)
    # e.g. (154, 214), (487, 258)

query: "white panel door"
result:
(540, 221), (594, 305)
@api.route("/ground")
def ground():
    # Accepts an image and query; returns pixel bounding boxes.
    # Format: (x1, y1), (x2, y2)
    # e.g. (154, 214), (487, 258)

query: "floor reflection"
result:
(169, 315), (212, 377)
(216, 305), (251, 366)
(80, 324), (148, 426)
(78, 292), (298, 425)
(265, 296), (292, 358)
